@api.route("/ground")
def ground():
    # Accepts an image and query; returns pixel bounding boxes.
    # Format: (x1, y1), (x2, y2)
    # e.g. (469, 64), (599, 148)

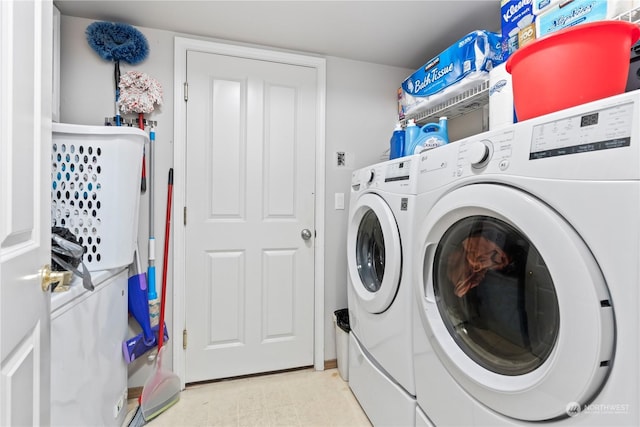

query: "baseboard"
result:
(128, 386), (143, 400)
(324, 359), (337, 369)
(129, 361), (339, 398)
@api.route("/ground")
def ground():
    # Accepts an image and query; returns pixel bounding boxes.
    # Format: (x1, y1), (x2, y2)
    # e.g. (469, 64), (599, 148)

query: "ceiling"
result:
(53, 0), (502, 70)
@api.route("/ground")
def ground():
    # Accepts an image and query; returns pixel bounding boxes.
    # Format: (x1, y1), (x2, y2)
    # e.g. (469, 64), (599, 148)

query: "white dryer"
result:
(347, 156), (419, 426)
(412, 90), (640, 426)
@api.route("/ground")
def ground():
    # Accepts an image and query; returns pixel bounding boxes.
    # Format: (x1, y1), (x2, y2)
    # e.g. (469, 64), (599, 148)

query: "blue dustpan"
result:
(128, 271), (155, 346)
(123, 249), (158, 363)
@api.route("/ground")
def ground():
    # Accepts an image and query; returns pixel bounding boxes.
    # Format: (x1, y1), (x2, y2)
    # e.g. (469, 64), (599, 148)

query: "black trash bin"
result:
(334, 308), (350, 381)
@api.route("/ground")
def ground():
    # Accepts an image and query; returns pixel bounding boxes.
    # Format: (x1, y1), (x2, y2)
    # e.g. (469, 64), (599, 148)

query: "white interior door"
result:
(184, 50), (317, 382)
(0, 0), (52, 425)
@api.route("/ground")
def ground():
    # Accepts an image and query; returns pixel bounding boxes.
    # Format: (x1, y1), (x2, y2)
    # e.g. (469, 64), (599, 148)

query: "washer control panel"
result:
(416, 129), (518, 190)
(418, 91), (640, 186)
(529, 101), (632, 160)
(456, 130), (516, 173)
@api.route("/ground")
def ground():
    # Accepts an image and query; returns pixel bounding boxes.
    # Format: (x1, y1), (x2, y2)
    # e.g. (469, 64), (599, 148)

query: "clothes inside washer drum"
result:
(447, 236), (510, 297)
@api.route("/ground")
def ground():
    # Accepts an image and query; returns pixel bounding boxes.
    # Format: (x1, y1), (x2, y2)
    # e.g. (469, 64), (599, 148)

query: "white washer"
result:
(412, 90), (640, 426)
(347, 156), (419, 426)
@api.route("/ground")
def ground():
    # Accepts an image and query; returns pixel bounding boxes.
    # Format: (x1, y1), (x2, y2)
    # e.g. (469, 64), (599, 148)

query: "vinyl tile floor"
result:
(127, 368), (372, 427)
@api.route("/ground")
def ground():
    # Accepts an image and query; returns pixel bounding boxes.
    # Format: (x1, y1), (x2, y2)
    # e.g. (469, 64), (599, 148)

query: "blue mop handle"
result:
(148, 239), (157, 300)
(148, 126), (157, 299)
(148, 266), (157, 300)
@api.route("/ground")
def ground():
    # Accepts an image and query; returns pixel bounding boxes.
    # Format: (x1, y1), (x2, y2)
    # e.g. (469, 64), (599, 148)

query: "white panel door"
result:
(185, 51), (316, 382)
(0, 0), (52, 425)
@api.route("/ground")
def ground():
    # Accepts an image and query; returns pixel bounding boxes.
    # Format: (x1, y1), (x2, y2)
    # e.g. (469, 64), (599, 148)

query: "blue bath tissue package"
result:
(400, 30), (504, 117)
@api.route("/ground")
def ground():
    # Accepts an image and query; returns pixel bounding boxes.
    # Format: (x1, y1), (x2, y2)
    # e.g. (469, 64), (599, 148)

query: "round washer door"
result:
(415, 184), (615, 421)
(348, 192), (402, 314)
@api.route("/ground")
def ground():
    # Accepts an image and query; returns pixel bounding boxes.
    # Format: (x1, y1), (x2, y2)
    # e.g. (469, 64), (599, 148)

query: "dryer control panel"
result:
(351, 156), (419, 194)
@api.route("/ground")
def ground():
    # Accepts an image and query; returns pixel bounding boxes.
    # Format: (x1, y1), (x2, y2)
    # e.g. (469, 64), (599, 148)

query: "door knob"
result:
(301, 229), (313, 241)
(41, 264), (68, 292)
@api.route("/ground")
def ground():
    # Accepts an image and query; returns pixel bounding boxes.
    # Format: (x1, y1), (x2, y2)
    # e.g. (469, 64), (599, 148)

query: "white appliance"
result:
(51, 268), (129, 427)
(347, 156), (419, 426)
(412, 90), (640, 425)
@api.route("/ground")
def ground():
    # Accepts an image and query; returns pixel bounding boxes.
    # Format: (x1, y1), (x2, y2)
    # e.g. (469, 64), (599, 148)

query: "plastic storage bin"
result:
(51, 123), (147, 271)
(505, 21), (640, 121)
(51, 269), (128, 426)
(334, 308), (351, 381)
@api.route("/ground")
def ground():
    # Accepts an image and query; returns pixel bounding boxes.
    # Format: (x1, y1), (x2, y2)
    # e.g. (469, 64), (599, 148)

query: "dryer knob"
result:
(367, 169), (375, 184)
(468, 141), (490, 166)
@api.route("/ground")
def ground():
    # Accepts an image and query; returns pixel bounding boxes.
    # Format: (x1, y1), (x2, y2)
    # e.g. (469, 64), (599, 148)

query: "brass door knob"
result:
(41, 264), (68, 292)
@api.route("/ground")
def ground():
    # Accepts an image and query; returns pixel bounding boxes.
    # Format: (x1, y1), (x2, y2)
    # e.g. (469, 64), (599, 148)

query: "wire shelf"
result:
(614, 6), (640, 23)
(401, 78), (490, 125)
(401, 7), (640, 127)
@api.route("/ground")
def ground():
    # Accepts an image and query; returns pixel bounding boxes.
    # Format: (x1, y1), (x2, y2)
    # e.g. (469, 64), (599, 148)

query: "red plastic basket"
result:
(506, 20), (640, 121)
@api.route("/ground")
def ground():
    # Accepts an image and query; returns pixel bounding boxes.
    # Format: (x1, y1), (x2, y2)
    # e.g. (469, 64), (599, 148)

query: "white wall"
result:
(60, 14), (412, 387)
(324, 56), (411, 342)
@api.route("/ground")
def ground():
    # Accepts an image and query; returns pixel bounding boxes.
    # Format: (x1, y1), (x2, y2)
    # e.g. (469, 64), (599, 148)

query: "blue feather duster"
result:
(86, 21), (149, 126)
(86, 21), (149, 64)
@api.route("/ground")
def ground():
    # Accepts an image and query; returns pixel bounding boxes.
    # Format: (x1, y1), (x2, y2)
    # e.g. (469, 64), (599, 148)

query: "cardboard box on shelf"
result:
(535, 0), (634, 38)
(501, 0), (537, 59)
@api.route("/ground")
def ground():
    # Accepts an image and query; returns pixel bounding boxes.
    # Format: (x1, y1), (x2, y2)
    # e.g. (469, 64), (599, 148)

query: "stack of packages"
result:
(491, 0), (636, 129)
(398, 1), (637, 132)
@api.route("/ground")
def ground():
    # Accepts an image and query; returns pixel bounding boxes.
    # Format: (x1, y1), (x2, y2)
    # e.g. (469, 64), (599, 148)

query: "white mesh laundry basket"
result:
(52, 123), (147, 271)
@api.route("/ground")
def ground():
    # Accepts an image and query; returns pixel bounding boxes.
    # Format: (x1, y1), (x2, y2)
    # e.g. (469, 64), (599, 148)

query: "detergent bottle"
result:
(389, 123), (405, 160)
(404, 119), (421, 157)
(408, 117), (449, 155)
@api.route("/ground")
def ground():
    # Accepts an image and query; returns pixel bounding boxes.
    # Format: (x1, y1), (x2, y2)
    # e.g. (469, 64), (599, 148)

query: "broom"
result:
(127, 169), (179, 427)
(139, 168), (180, 421)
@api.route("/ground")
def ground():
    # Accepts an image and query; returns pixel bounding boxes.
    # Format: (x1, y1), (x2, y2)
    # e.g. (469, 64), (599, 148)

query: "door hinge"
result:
(183, 82), (188, 102)
(183, 329), (188, 350)
(183, 206), (187, 226)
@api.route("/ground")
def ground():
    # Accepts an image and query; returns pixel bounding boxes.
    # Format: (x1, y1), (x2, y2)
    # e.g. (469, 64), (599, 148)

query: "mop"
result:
(119, 71), (164, 327)
(85, 21), (149, 126)
(147, 126), (160, 327)
(127, 169), (179, 427)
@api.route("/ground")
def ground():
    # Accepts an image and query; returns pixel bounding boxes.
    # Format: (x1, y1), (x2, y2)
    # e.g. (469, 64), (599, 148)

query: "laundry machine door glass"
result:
(348, 193), (402, 314)
(356, 209), (385, 292)
(433, 215), (559, 376)
(415, 184), (614, 421)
